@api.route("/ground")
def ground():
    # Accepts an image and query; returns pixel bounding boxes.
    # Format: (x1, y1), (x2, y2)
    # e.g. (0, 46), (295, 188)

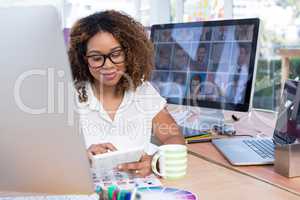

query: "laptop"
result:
(0, 6), (94, 194)
(212, 80), (300, 166)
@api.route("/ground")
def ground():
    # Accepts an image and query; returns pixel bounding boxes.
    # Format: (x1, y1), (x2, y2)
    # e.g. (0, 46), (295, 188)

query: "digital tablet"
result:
(91, 147), (144, 174)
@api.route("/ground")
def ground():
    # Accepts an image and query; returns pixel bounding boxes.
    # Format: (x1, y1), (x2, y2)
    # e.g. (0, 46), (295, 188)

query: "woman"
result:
(68, 10), (185, 177)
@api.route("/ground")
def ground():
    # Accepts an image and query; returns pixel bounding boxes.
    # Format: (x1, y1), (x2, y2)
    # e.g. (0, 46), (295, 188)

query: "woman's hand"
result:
(118, 154), (152, 178)
(87, 143), (117, 157)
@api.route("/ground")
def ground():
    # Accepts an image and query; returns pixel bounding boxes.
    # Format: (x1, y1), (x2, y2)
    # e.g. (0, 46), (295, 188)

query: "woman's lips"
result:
(101, 71), (117, 81)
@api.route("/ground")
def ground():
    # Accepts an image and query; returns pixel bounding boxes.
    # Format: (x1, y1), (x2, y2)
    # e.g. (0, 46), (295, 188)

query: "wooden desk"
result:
(1, 109), (299, 199)
(1, 154), (300, 199)
(162, 154), (300, 200)
(187, 110), (300, 196)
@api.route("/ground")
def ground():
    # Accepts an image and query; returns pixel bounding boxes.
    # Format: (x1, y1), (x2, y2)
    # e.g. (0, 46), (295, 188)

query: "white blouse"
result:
(77, 81), (166, 154)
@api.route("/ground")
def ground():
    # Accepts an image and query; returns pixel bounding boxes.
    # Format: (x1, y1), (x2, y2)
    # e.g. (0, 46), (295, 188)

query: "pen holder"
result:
(274, 143), (300, 178)
(101, 185), (135, 200)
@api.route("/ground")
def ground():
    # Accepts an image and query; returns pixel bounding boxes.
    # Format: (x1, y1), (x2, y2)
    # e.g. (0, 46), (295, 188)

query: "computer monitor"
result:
(274, 80), (300, 145)
(0, 6), (94, 194)
(150, 18), (260, 112)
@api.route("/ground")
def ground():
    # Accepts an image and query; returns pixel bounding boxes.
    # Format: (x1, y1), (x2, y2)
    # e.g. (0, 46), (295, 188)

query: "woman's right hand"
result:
(87, 143), (117, 158)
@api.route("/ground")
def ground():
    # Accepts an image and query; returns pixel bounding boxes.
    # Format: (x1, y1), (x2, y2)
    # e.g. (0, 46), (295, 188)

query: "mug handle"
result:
(151, 152), (163, 177)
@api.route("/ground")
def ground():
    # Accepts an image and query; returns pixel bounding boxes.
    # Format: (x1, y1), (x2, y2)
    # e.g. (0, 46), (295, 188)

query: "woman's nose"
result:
(102, 57), (115, 69)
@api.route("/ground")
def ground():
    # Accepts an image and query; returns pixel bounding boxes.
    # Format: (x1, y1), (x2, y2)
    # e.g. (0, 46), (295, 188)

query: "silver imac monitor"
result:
(0, 6), (94, 194)
(150, 18), (260, 133)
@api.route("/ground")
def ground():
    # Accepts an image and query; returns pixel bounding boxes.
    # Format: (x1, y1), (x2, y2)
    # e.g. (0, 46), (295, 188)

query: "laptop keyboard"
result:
(243, 139), (275, 159)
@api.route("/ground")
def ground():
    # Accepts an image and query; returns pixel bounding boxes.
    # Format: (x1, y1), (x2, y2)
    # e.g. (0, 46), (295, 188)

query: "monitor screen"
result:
(150, 18), (260, 112)
(273, 80), (300, 144)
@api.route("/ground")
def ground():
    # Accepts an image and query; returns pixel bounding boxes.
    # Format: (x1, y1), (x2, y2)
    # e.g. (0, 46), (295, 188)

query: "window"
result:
(233, 0), (300, 111)
(65, 0), (141, 28)
(183, 0), (225, 22)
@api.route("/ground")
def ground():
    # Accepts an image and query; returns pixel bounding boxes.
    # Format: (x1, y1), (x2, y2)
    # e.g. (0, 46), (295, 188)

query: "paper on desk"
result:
(169, 110), (192, 125)
(92, 168), (161, 190)
(169, 109), (203, 127)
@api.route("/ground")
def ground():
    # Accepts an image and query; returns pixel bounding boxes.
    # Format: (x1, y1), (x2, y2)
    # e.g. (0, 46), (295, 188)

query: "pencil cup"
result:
(151, 144), (187, 180)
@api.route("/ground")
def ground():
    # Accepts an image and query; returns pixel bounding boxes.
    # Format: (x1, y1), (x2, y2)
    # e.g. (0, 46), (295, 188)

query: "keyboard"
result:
(243, 139), (275, 159)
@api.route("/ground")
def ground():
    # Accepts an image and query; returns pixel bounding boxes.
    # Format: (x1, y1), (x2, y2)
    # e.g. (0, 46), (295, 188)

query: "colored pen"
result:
(185, 134), (210, 140)
(186, 138), (211, 144)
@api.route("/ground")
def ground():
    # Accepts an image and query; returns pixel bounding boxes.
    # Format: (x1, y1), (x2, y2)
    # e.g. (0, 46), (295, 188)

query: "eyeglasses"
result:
(85, 49), (125, 69)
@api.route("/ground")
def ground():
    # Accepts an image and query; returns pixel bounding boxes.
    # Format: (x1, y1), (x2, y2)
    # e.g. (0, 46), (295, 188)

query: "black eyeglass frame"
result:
(85, 49), (125, 69)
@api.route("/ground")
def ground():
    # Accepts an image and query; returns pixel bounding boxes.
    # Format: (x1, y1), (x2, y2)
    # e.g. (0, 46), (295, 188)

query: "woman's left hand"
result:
(118, 154), (152, 177)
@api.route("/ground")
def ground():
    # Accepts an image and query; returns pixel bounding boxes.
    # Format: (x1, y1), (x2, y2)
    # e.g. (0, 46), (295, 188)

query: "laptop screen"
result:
(273, 80), (300, 144)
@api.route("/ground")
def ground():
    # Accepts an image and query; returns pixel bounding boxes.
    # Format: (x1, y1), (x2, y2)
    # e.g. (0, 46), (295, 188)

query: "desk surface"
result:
(2, 154), (298, 200)
(188, 143), (300, 196)
(186, 109), (300, 196)
(1, 110), (300, 199)
(162, 154), (300, 200)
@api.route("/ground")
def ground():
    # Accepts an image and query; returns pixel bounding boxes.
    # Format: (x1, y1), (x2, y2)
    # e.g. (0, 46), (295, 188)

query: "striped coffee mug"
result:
(151, 144), (187, 180)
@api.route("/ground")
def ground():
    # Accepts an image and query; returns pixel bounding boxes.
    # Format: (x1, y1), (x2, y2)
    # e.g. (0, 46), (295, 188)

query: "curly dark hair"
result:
(68, 10), (154, 102)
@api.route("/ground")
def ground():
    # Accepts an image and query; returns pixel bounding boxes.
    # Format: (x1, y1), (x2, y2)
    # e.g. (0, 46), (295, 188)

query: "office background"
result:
(2, 0), (300, 111)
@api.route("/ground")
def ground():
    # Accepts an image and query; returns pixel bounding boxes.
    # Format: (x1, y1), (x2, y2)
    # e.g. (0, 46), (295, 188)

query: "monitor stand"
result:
(167, 104), (224, 132)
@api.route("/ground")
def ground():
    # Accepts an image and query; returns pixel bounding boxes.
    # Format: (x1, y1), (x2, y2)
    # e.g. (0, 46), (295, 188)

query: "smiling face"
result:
(86, 31), (126, 87)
